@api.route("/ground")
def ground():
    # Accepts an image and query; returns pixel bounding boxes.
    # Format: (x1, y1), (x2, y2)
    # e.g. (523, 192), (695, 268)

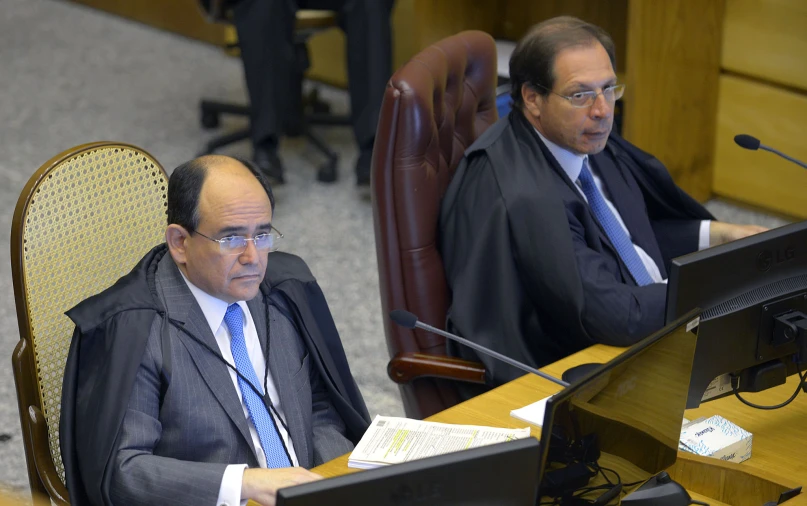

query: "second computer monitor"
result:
(667, 221), (807, 408)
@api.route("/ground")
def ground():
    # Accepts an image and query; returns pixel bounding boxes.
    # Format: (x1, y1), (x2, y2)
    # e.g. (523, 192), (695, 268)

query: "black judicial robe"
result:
(60, 244), (370, 506)
(439, 112), (713, 391)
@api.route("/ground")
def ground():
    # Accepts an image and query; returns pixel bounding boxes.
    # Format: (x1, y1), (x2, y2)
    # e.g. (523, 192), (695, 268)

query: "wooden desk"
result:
(314, 344), (807, 505)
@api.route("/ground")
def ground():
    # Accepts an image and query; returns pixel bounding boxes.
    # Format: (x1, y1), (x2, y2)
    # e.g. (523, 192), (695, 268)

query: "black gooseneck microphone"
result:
(734, 134), (807, 170)
(389, 309), (569, 387)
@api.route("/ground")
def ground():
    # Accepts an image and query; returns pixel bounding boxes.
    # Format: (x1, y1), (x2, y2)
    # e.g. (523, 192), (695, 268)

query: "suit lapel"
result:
(591, 151), (645, 242)
(536, 136), (624, 262)
(532, 133), (641, 283)
(156, 255), (259, 463)
(247, 297), (267, 354)
(249, 295), (312, 468)
(591, 151), (667, 276)
(270, 299), (313, 468)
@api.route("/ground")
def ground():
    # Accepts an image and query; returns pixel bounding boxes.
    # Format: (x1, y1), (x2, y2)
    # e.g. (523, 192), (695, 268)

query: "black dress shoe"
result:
(355, 146), (372, 186)
(254, 145), (285, 185)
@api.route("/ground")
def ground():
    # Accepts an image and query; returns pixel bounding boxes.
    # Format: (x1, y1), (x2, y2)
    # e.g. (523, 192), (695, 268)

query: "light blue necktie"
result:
(577, 159), (655, 286)
(223, 303), (291, 468)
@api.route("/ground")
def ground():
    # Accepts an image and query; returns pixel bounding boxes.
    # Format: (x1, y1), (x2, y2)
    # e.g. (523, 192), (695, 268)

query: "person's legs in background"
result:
(232, 0), (298, 184)
(339, 0), (394, 185)
(233, 0), (393, 186)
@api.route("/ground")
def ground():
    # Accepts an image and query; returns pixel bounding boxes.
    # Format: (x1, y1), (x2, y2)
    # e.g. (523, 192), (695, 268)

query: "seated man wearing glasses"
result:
(439, 16), (764, 394)
(60, 155), (370, 506)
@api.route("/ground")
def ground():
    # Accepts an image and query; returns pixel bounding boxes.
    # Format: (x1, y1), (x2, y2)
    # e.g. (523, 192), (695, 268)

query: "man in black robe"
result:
(60, 155), (370, 505)
(439, 16), (765, 394)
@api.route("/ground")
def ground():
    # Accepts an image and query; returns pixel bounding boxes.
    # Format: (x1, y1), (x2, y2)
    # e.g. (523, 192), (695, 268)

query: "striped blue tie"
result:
(577, 159), (655, 286)
(223, 304), (291, 468)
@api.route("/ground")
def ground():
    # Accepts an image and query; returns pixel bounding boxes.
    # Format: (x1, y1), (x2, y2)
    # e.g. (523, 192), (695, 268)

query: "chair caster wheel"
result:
(317, 159), (338, 183)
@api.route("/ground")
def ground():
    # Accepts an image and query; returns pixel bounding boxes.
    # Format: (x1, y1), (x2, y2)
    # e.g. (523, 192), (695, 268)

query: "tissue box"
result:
(679, 415), (752, 463)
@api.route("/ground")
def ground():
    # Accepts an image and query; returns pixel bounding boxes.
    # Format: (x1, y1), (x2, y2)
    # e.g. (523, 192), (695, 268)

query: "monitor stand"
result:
(561, 362), (603, 384)
(621, 471), (691, 506)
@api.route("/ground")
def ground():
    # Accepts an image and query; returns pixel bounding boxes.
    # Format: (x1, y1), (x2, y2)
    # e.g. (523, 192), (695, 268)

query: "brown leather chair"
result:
(371, 31), (500, 419)
(11, 143), (169, 504)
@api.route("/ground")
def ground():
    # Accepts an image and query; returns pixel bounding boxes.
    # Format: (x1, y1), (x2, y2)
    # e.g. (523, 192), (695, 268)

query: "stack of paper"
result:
(347, 415), (531, 470)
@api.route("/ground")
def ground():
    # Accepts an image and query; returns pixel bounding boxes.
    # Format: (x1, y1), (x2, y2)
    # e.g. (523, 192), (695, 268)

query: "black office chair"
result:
(199, 3), (351, 182)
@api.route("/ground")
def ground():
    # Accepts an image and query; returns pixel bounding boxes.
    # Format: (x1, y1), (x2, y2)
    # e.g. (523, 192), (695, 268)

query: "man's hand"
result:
(241, 467), (323, 506)
(709, 222), (768, 247)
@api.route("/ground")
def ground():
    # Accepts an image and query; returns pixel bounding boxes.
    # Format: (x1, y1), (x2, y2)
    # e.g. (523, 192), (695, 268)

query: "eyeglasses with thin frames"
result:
(532, 83), (625, 108)
(193, 226), (284, 255)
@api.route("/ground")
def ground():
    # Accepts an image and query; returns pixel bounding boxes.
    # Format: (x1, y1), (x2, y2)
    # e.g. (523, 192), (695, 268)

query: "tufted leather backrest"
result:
(371, 31), (499, 418)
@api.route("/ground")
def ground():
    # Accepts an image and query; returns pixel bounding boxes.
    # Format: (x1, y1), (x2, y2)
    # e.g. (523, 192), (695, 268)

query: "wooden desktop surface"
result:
(313, 344), (807, 505)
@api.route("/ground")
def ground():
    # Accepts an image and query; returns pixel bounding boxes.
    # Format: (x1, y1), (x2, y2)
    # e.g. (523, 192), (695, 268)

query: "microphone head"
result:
(390, 310), (418, 329)
(734, 134), (761, 151)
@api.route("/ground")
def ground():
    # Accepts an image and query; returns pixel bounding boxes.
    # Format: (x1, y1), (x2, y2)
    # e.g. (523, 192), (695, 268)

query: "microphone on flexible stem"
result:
(389, 309), (569, 387)
(734, 134), (807, 170)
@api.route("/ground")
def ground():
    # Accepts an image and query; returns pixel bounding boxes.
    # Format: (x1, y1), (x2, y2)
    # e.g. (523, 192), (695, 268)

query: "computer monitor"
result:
(276, 438), (540, 506)
(537, 309), (701, 498)
(666, 221), (807, 408)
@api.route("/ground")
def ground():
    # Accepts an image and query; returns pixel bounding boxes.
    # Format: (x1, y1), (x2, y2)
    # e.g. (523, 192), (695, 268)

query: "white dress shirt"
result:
(180, 273), (299, 506)
(534, 129), (710, 283)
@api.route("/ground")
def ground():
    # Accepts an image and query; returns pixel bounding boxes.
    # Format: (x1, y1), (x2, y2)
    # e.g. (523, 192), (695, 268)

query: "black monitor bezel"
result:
(666, 221), (807, 323)
(277, 437), (541, 505)
(666, 220), (807, 407)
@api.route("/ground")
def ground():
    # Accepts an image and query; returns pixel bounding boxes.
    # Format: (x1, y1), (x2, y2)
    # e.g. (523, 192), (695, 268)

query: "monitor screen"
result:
(666, 221), (807, 408)
(277, 438), (540, 506)
(537, 309), (700, 499)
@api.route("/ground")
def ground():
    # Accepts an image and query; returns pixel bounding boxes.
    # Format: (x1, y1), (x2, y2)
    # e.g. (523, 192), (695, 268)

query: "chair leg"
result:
(307, 111), (351, 126)
(305, 128), (339, 183)
(200, 100), (251, 117)
(200, 100), (251, 129)
(199, 100), (252, 153)
(202, 128), (252, 155)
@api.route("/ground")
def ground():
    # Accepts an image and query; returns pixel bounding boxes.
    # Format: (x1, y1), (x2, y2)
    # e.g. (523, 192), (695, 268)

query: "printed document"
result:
(348, 415), (531, 469)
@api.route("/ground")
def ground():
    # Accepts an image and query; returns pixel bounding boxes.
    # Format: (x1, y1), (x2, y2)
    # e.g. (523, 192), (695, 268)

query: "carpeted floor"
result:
(0, 0), (792, 495)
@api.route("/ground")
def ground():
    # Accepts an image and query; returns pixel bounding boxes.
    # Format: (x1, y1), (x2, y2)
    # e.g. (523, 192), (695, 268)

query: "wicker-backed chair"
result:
(11, 142), (169, 504)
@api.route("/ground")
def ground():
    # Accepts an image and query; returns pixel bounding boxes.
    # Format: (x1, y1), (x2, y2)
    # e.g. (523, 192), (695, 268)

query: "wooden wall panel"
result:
(712, 75), (807, 219)
(409, 0), (499, 49)
(69, 0), (226, 45)
(307, 0), (629, 89)
(497, 0), (627, 71)
(722, 0), (807, 92)
(306, 0), (417, 89)
(623, 0), (725, 202)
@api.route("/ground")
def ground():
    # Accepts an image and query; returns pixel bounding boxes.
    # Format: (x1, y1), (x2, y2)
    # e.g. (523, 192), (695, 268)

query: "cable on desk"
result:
(537, 463), (626, 505)
(621, 479), (644, 488)
(731, 362), (806, 410)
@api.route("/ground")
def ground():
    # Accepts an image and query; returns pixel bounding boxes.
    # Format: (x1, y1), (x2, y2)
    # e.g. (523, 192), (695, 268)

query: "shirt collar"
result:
(533, 127), (588, 183)
(179, 270), (248, 335)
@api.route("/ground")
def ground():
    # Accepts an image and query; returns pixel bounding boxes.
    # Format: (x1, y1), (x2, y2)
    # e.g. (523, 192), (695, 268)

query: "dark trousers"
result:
(232, 0), (394, 151)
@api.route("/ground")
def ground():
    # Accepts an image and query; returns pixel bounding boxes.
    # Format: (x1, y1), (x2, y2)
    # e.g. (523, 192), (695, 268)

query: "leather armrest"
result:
(28, 406), (69, 505)
(387, 352), (486, 385)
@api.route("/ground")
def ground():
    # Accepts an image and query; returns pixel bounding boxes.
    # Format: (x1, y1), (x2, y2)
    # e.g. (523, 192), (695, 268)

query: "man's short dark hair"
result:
(167, 156), (276, 231)
(509, 16), (616, 111)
